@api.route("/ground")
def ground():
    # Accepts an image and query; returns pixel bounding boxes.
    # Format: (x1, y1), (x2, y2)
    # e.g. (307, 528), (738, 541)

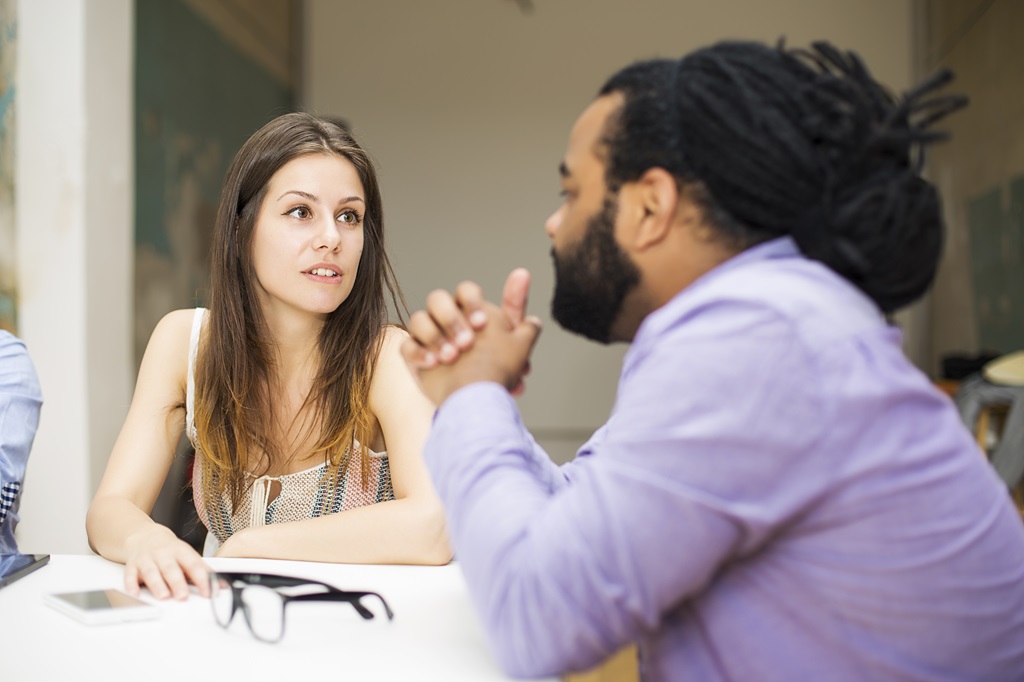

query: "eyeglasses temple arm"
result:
(214, 572), (336, 591)
(287, 591), (394, 620)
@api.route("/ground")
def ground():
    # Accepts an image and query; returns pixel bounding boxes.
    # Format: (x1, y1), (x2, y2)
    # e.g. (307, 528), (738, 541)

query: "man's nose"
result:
(544, 205), (564, 240)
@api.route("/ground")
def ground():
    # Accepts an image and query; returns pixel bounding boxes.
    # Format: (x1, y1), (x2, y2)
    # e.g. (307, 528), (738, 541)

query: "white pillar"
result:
(15, 0), (133, 554)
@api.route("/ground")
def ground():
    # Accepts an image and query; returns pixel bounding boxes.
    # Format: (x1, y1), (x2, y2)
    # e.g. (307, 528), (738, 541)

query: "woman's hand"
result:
(122, 524), (211, 600)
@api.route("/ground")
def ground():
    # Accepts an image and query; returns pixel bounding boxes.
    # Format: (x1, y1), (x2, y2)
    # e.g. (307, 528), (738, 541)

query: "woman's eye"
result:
(338, 210), (362, 225)
(286, 206), (312, 219)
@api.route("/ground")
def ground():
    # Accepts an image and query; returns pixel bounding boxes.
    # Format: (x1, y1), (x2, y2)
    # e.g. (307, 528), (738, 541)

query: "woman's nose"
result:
(315, 217), (342, 250)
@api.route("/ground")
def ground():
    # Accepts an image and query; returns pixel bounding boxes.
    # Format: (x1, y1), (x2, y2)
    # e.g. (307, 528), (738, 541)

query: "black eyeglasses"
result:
(209, 572), (394, 643)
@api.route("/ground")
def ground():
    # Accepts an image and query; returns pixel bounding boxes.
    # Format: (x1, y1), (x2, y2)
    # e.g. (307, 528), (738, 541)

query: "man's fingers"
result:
(401, 335), (437, 371)
(407, 310), (446, 366)
(454, 281), (488, 334)
(501, 268), (532, 325)
(426, 289), (474, 359)
(510, 361), (531, 397)
(514, 315), (543, 353)
(507, 318), (541, 396)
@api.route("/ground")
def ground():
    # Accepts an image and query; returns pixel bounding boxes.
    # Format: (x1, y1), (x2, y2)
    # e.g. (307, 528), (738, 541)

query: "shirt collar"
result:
(632, 236), (801, 344)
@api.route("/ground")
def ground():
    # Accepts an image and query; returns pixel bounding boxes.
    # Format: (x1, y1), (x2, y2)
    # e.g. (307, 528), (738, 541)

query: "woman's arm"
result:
(86, 309), (210, 598)
(217, 326), (452, 565)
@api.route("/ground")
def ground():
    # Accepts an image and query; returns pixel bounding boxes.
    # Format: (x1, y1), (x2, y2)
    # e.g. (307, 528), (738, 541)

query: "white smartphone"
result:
(44, 589), (161, 625)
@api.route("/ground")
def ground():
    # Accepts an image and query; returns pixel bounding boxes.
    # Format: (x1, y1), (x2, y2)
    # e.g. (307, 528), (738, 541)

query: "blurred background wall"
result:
(13, 0), (133, 554)
(3, 0), (1019, 554)
(302, 0), (914, 465)
(134, 0), (296, 363)
(915, 0), (1024, 376)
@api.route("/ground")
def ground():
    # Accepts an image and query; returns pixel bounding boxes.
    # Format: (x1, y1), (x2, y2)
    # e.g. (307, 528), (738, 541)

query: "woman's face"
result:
(250, 152), (366, 321)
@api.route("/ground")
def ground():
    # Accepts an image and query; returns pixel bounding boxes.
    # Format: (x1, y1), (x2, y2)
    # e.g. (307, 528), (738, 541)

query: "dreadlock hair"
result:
(194, 112), (406, 511)
(598, 40), (968, 313)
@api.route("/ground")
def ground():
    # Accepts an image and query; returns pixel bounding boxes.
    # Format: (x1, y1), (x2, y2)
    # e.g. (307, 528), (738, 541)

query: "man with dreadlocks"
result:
(402, 41), (1024, 681)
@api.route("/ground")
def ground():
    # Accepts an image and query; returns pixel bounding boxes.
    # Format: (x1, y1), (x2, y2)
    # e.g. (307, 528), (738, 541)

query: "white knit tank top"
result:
(185, 308), (394, 545)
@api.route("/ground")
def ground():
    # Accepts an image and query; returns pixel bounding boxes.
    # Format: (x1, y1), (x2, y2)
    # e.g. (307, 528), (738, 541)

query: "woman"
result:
(87, 113), (450, 601)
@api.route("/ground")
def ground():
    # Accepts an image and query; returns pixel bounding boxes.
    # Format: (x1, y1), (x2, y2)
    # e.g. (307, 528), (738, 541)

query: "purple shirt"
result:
(424, 238), (1024, 681)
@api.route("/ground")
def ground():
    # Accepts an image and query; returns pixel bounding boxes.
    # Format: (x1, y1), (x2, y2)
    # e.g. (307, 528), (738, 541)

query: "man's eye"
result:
(286, 206), (312, 219)
(338, 210), (362, 225)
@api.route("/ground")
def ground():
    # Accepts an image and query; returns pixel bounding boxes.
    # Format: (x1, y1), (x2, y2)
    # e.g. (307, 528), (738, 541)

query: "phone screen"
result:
(0, 553), (50, 589)
(53, 589), (150, 610)
(46, 588), (160, 624)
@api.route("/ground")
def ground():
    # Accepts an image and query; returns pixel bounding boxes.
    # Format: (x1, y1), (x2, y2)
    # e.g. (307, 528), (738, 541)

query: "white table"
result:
(0, 554), (556, 680)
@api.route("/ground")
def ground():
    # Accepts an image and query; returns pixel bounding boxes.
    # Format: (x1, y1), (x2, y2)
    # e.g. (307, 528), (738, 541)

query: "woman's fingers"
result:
(123, 561), (142, 596)
(125, 542), (209, 601)
(155, 555), (192, 601)
(134, 558), (173, 600)
(182, 555), (213, 598)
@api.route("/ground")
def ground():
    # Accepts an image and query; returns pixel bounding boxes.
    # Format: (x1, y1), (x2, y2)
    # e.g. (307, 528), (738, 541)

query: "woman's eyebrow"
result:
(276, 190), (365, 204)
(277, 189), (318, 202)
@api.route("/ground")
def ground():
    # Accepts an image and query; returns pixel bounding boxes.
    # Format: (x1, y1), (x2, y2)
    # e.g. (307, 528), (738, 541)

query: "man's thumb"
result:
(502, 268), (531, 325)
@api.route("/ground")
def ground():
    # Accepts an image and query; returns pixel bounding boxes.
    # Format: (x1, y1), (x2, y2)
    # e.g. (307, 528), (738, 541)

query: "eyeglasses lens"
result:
(210, 575), (235, 627)
(241, 584), (285, 642)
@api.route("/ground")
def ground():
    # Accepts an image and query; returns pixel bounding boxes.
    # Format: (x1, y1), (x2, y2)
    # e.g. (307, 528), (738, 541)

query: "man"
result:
(401, 41), (1024, 681)
(0, 330), (43, 554)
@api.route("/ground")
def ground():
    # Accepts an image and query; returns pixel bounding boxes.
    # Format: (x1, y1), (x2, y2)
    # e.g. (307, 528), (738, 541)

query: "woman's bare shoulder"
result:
(139, 309), (204, 385)
(154, 308), (201, 332)
(368, 323), (433, 421)
(369, 325), (413, 388)
(374, 324), (414, 369)
(379, 323), (410, 349)
(148, 308), (202, 347)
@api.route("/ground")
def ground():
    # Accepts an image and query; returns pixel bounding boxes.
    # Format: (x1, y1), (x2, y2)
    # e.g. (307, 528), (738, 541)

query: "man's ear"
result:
(619, 167), (684, 252)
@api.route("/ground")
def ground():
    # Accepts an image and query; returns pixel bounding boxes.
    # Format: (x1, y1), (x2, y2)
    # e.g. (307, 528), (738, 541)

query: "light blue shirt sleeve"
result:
(0, 331), (43, 554)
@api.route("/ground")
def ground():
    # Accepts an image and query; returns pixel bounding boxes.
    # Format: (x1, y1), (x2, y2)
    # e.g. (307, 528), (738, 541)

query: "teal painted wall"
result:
(134, 0), (293, 360)
(967, 177), (1024, 355)
(0, 0), (16, 332)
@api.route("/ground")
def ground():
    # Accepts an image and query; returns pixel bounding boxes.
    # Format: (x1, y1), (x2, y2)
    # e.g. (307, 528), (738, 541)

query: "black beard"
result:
(550, 195), (641, 344)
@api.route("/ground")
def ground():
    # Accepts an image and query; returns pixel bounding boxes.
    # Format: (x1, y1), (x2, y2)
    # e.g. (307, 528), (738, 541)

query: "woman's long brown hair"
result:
(193, 112), (405, 510)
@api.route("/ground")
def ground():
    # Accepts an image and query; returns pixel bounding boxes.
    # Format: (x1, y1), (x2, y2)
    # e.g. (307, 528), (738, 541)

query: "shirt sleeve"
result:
(0, 333), (44, 536)
(422, 302), (827, 677)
